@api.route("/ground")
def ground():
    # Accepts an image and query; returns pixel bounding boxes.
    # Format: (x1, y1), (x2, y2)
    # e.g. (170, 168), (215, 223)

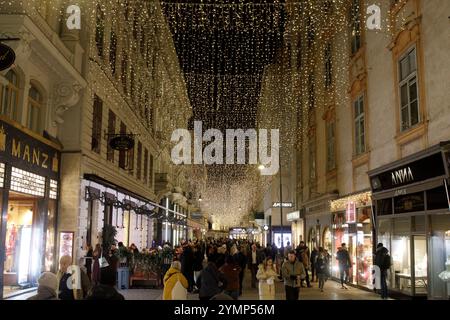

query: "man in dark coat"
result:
(374, 243), (391, 299)
(336, 243), (352, 289)
(181, 242), (195, 292)
(86, 266), (125, 300)
(196, 262), (227, 300)
(247, 243), (265, 288)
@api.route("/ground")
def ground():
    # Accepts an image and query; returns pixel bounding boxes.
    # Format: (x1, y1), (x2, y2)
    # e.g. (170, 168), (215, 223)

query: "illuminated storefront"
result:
(287, 210), (304, 247)
(369, 143), (450, 299)
(330, 191), (374, 289)
(0, 118), (60, 299)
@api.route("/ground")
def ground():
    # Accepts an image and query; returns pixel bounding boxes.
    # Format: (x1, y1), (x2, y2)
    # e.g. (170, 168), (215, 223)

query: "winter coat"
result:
(295, 246), (311, 270)
(181, 246), (194, 274)
(281, 259), (306, 288)
(163, 267), (189, 300)
(374, 246), (391, 272)
(247, 249), (265, 267)
(336, 248), (352, 269)
(193, 249), (204, 272)
(56, 267), (92, 300)
(85, 284), (125, 300)
(256, 264), (278, 300)
(219, 263), (241, 291)
(315, 253), (330, 276)
(27, 286), (58, 300)
(197, 263), (227, 299)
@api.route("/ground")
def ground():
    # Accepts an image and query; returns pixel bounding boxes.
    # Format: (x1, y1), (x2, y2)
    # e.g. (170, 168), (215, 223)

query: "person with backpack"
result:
(374, 243), (392, 299)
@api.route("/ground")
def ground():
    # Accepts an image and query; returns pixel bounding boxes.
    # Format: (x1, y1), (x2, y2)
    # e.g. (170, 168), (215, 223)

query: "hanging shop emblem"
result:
(0, 43), (16, 71)
(109, 134), (135, 151)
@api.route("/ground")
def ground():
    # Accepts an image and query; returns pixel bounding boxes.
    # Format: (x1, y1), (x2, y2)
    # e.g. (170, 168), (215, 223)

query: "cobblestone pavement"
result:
(118, 270), (385, 300)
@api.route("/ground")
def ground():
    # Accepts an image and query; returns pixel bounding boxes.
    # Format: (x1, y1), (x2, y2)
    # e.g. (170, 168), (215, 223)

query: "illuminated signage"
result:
(272, 202), (293, 208)
(346, 201), (356, 223)
(287, 211), (300, 221)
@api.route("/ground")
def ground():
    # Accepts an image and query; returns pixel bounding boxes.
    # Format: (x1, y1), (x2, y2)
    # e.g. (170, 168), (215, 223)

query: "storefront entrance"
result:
(3, 195), (35, 296)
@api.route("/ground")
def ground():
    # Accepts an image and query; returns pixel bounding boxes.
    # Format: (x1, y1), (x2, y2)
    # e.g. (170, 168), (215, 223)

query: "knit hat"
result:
(38, 272), (58, 291)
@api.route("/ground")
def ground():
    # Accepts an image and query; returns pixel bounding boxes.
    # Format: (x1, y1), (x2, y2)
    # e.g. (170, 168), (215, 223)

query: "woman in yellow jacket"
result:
(256, 257), (279, 300)
(163, 261), (189, 300)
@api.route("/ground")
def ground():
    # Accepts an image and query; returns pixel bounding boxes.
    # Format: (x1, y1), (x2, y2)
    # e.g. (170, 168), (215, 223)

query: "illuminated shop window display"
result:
(0, 162), (5, 188)
(3, 201), (34, 289)
(10, 167), (45, 197)
(49, 179), (58, 199)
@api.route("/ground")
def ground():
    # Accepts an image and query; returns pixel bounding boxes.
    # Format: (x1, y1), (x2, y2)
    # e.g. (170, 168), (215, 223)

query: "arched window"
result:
(1, 69), (20, 121)
(27, 85), (44, 133)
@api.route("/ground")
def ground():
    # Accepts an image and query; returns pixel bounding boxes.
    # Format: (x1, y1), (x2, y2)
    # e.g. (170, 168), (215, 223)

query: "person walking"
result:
(234, 245), (247, 296)
(86, 266), (125, 300)
(256, 257), (278, 300)
(28, 272), (59, 300)
(374, 243), (392, 299)
(193, 244), (204, 293)
(92, 244), (102, 285)
(315, 247), (330, 292)
(295, 241), (311, 288)
(197, 262), (227, 300)
(181, 241), (195, 292)
(248, 243), (265, 289)
(163, 261), (189, 300)
(219, 255), (241, 300)
(310, 246), (318, 282)
(336, 243), (352, 289)
(84, 244), (93, 281)
(281, 250), (306, 300)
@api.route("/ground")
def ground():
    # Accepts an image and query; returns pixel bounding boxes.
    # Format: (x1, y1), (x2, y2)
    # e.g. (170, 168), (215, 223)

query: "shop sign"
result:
(0, 119), (60, 179)
(370, 152), (446, 192)
(0, 43), (16, 71)
(287, 211), (300, 222)
(109, 134), (135, 151)
(346, 202), (356, 223)
(272, 202), (293, 208)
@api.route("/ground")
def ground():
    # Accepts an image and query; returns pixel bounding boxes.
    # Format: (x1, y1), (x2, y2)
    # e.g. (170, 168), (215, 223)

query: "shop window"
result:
(391, 217), (412, 295)
(0, 162), (5, 188)
(27, 85), (44, 134)
(377, 198), (393, 215)
(91, 95), (103, 154)
(399, 47), (419, 132)
(354, 95), (365, 156)
(429, 215), (450, 299)
(427, 186), (449, 211)
(45, 200), (57, 272)
(413, 235), (428, 295)
(3, 200), (35, 293)
(394, 191), (425, 214)
(412, 215), (425, 233)
(1, 69), (20, 121)
(49, 179), (58, 200)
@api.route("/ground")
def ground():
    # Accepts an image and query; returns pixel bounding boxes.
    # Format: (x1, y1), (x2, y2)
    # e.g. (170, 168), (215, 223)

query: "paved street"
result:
(118, 270), (384, 300)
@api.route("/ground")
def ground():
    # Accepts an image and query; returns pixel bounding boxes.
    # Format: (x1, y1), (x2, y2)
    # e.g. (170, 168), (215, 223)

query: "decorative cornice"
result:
(52, 82), (83, 126)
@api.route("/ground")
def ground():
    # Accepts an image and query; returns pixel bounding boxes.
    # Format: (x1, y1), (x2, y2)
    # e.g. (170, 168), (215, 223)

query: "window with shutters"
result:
(109, 30), (117, 75)
(144, 148), (149, 184)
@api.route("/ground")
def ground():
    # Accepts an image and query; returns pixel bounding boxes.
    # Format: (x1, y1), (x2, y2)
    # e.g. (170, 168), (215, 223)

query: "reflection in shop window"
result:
(45, 201), (56, 272)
